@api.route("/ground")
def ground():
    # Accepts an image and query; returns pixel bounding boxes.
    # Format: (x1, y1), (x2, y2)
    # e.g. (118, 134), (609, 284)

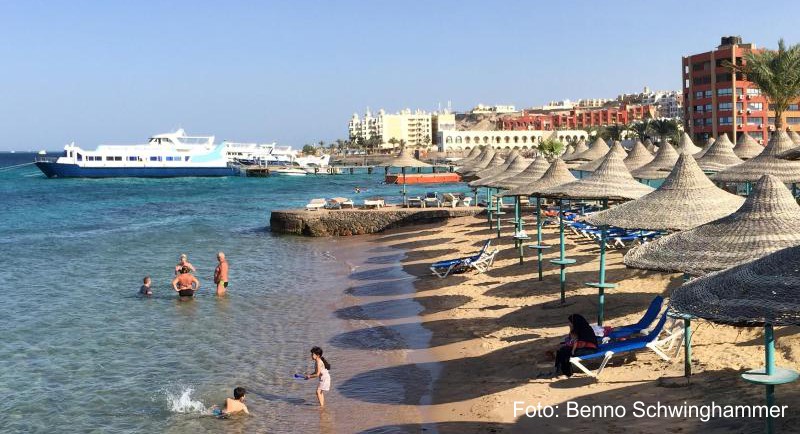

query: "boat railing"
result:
(35, 156), (58, 163)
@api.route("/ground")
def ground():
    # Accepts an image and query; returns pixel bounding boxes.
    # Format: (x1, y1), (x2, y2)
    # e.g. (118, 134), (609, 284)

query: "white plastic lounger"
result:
(363, 198), (385, 208)
(306, 198), (326, 211)
(429, 240), (497, 278)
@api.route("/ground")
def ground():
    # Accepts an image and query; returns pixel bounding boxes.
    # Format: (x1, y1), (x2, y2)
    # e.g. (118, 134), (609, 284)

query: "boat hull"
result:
(35, 162), (237, 178)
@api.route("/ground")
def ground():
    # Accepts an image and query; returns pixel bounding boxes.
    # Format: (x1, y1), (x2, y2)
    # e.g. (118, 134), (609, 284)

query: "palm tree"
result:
(727, 39), (800, 131)
(605, 123), (629, 141)
(537, 137), (564, 159)
(650, 118), (679, 145)
(629, 119), (653, 141)
(387, 137), (398, 151)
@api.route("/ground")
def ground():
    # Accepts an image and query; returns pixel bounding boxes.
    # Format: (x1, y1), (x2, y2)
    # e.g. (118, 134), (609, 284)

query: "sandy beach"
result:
(340, 213), (800, 433)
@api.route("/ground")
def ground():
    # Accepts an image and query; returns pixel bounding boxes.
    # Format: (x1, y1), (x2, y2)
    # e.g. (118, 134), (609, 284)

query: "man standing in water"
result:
(214, 251), (229, 296)
(172, 266), (200, 298)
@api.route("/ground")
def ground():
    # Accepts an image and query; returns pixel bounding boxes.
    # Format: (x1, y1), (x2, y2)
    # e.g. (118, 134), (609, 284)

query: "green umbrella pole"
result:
(597, 228), (607, 325)
(486, 187), (493, 229)
(514, 196), (521, 233)
(765, 324), (775, 434)
(558, 199), (567, 304)
(496, 195), (502, 238)
(682, 273), (692, 378)
(402, 167), (408, 207)
(536, 197), (544, 281)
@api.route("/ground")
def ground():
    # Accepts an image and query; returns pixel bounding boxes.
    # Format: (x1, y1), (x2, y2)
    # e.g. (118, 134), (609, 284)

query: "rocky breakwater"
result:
(270, 207), (482, 236)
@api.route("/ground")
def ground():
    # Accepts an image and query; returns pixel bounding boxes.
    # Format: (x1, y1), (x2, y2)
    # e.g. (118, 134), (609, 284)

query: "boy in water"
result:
(139, 276), (152, 296)
(213, 387), (249, 417)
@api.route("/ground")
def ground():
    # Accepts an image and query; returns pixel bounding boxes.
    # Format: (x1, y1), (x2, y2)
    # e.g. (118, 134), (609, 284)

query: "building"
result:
(438, 129), (588, 152)
(469, 104), (517, 114)
(682, 36), (800, 143)
(498, 104), (655, 131)
(349, 108), (454, 148)
(617, 87), (684, 119)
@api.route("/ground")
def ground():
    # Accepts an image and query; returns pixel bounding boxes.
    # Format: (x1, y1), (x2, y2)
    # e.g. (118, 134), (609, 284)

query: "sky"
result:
(1, 0), (799, 151)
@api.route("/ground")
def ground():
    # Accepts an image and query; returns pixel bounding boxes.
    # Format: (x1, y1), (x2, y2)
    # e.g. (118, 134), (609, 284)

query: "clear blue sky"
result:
(1, 0), (799, 151)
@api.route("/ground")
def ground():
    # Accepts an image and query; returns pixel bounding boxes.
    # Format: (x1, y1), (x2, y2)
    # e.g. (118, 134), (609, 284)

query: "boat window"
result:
(127, 156), (137, 161)
(184, 156), (190, 161)
(76, 153), (82, 161)
(150, 156), (162, 161)
(114, 156), (122, 161)
(105, 156), (114, 161)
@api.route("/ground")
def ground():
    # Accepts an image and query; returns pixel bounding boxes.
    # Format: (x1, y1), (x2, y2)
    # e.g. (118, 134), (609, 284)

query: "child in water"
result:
(139, 276), (152, 296)
(212, 386), (249, 417)
(304, 346), (331, 407)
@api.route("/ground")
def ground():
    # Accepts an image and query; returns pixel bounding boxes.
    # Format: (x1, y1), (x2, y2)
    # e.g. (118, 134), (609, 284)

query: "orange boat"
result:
(385, 173), (462, 184)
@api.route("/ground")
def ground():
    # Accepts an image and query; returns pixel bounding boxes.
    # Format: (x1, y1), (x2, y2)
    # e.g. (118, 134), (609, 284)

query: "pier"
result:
(233, 163), (456, 177)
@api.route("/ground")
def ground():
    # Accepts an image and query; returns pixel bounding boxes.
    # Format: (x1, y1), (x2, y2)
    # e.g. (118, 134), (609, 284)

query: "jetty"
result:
(233, 164), (456, 177)
(270, 206), (481, 236)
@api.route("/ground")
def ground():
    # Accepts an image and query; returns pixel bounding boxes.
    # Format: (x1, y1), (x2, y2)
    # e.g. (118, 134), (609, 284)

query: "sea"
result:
(0, 152), (468, 433)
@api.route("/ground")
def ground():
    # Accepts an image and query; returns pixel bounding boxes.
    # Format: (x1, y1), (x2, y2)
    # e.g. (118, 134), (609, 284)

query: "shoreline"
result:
(346, 215), (800, 433)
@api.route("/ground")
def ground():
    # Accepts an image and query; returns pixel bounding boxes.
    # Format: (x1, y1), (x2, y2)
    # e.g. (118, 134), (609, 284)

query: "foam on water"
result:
(166, 387), (208, 414)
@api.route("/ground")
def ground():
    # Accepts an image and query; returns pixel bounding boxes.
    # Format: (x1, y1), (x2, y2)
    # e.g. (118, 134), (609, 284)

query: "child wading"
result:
(304, 346), (331, 407)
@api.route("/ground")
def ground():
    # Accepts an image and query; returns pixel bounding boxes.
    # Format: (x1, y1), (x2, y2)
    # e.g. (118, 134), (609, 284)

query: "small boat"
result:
(38, 150), (47, 155)
(270, 166), (307, 176)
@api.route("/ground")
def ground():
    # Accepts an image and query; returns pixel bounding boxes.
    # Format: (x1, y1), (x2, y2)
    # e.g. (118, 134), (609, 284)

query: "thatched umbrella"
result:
(561, 144), (575, 160)
(789, 130), (800, 145)
(381, 148), (432, 206)
(584, 154), (744, 231)
(623, 140), (654, 171)
(644, 138), (658, 154)
(574, 141), (627, 173)
(505, 158), (576, 282)
(566, 137), (609, 163)
(469, 153), (526, 188)
(562, 138), (589, 161)
(458, 146), (495, 174)
(544, 149), (654, 321)
(695, 133), (743, 172)
(624, 174), (800, 276)
(734, 133), (764, 160)
(676, 132), (703, 155)
(631, 138), (680, 181)
(471, 150), (516, 180)
(672, 246), (800, 432)
(456, 146), (482, 165)
(713, 131), (800, 183)
(493, 155), (550, 191)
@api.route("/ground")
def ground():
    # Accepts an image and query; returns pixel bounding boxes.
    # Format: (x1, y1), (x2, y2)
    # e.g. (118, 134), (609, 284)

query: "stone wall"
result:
(270, 207), (482, 236)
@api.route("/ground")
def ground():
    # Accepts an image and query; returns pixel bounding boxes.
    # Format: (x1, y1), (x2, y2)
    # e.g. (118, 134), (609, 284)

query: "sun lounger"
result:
(569, 310), (684, 378)
(305, 198), (326, 211)
(460, 195), (472, 207)
(407, 196), (424, 208)
(423, 192), (440, 208)
(326, 197), (354, 209)
(363, 198), (385, 208)
(442, 193), (459, 208)
(429, 240), (498, 278)
(607, 296), (665, 339)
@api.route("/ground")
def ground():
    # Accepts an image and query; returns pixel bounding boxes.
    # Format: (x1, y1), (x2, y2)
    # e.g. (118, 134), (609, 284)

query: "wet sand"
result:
(340, 214), (800, 433)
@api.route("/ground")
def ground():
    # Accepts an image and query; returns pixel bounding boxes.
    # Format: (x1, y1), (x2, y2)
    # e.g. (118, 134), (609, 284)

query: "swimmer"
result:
(214, 251), (229, 296)
(139, 276), (152, 296)
(172, 266), (199, 297)
(354, 186), (361, 193)
(175, 253), (196, 276)
(212, 386), (249, 417)
(304, 346), (331, 407)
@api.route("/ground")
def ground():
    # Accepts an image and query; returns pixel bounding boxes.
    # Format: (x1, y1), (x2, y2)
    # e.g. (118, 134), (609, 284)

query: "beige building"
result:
(349, 108), (454, 148)
(437, 129), (588, 152)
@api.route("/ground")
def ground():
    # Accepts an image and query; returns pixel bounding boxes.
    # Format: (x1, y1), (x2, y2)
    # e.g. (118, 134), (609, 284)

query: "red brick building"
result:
(682, 36), (800, 143)
(499, 104), (655, 131)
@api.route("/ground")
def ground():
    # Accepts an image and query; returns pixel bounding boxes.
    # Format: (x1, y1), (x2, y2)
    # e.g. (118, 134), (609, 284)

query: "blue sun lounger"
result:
(607, 296), (664, 339)
(429, 240), (497, 278)
(569, 309), (683, 378)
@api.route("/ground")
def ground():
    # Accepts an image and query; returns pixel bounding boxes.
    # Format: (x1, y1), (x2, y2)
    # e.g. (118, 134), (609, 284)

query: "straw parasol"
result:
(545, 147), (654, 201)
(713, 131), (800, 183)
(456, 146), (482, 164)
(695, 133), (743, 172)
(574, 141), (628, 173)
(624, 174), (800, 276)
(644, 138), (657, 154)
(458, 146), (494, 173)
(381, 148), (432, 206)
(464, 150), (505, 178)
(493, 155), (550, 191)
(624, 140), (655, 171)
(734, 133), (764, 160)
(789, 130), (800, 145)
(676, 132), (703, 155)
(561, 144), (575, 159)
(584, 154), (744, 231)
(671, 244), (800, 434)
(565, 137), (609, 163)
(479, 155), (532, 188)
(631, 138), (680, 180)
(471, 150), (518, 180)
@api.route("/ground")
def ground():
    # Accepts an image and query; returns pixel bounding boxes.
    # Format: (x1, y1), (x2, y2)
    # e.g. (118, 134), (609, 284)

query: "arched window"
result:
(455, 136), (462, 144)
(476, 136), (481, 143)
(512, 146), (519, 150)
(521, 136), (528, 143)
(483, 136), (489, 143)
(504, 136), (510, 143)
(445, 136), (453, 144)
(464, 136), (471, 144)
(521, 145), (528, 150)
(504, 146), (511, 150)
(513, 136), (519, 143)
(495, 136), (502, 143)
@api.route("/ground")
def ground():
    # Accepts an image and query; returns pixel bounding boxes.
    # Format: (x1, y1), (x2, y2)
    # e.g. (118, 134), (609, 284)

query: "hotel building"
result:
(437, 129), (588, 152)
(498, 104), (655, 131)
(682, 36), (800, 143)
(348, 109), (455, 148)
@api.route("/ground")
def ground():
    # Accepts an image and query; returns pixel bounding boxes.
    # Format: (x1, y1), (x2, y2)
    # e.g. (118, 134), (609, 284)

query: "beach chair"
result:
(363, 198), (385, 209)
(441, 193), (458, 208)
(423, 192), (440, 208)
(407, 196), (424, 208)
(606, 296), (665, 340)
(569, 310), (684, 378)
(305, 198), (326, 211)
(460, 196), (472, 207)
(326, 197), (354, 209)
(429, 240), (497, 278)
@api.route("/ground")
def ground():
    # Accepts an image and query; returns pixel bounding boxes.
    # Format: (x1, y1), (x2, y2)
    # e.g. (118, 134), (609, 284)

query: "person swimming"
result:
(175, 254), (196, 276)
(139, 276), (152, 296)
(304, 346), (331, 407)
(171, 266), (199, 297)
(212, 386), (249, 417)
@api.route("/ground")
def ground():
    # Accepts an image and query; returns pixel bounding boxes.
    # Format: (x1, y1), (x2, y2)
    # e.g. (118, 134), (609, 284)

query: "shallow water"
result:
(0, 153), (466, 433)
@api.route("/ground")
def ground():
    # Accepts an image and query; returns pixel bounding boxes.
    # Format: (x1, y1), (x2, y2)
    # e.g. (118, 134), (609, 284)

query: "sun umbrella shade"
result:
(624, 140), (655, 171)
(458, 147), (495, 173)
(475, 155), (531, 188)
(790, 130), (800, 145)
(584, 154), (744, 231)
(677, 132), (703, 155)
(695, 133), (743, 172)
(671, 245), (800, 326)
(561, 144), (575, 159)
(381, 148), (432, 168)
(575, 141), (628, 172)
(713, 131), (800, 183)
(471, 150), (518, 179)
(631, 139), (680, 180)
(733, 133), (764, 160)
(502, 158), (576, 196)
(624, 174), (800, 275)
(456, 146), (483, 165)
(464, 151), (504, 178)
(566, 137), (609, 163)
(492, 155), (550, 191)
(543, 147), (654, 201)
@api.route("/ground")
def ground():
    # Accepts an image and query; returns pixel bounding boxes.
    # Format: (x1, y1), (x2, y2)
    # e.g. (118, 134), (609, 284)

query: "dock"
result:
(233, 164), (456, 177)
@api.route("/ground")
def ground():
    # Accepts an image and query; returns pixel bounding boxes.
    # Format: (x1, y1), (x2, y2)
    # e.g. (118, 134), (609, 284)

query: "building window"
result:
(719, 117), (733, 125)
(705, 90), (712, 98)
(694, 76), (712, 85)
(746, 88), (762, 96)
(789, 104), (800, 111)
(737, 117), (743, 124)
(705, 118), (713, 125)
(694, 91), (704, 99)
(736, 102), (743, 111)
(717, 88), (733, 96)
(705, 104), (712, 112)
(694, 105), (704, 113)
(748, 102), (763, 111)
(736, 88), (744, 95)
(768, 117), (776, 124)
(747, 117), (763, 125)
(719, 102), (733, 111)
(788, 117), (800, 125)
(693, 119), (703, 126)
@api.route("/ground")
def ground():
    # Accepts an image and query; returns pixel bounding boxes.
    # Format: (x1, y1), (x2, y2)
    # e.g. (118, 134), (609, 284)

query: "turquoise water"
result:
(0, 154), (467, 433)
